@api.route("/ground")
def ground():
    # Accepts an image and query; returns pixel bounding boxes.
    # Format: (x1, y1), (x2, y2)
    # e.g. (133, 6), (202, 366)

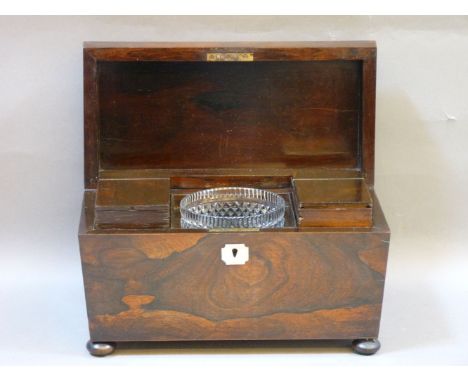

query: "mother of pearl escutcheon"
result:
(221, 244), (249, 265)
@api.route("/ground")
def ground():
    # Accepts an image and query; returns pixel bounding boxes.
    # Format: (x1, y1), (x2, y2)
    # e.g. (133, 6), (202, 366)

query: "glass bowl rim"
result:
(179, 186), (286, 221)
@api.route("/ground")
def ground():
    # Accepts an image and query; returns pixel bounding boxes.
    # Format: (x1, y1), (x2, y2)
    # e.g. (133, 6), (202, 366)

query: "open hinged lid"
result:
(84, 42), (377, 190)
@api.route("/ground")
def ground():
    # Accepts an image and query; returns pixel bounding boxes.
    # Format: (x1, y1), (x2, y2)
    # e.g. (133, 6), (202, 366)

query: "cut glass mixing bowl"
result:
(180, 187), (285, 229)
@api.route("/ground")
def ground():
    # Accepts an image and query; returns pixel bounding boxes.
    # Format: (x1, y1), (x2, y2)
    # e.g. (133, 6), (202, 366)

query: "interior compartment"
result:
(87, 47), (374, 232)
(92, 176), (373, 230)
(293, 178), (373, 227)
(169, 176), (297, 229)
(95, 179), (170, 229)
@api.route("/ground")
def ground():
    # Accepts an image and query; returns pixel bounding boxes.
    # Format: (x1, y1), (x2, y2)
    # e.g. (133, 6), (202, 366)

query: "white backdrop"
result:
(0, 16), (467, 365)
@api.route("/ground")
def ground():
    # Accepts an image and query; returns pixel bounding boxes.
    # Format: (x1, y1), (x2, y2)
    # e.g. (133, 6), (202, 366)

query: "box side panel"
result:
(79, 230), (389, 342)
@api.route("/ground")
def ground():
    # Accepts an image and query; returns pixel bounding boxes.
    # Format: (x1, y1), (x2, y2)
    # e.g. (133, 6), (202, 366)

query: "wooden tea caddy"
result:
(79, 42), (390, 356)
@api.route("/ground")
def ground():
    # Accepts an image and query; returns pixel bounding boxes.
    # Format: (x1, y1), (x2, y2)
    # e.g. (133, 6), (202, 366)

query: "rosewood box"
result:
(79, 42), (390, 356)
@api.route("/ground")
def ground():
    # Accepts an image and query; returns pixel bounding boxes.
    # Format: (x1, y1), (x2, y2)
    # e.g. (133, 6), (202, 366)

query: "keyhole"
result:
(232, 248), (238, 257)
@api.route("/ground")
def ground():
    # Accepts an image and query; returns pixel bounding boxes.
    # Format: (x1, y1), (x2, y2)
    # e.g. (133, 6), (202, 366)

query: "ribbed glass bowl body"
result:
(180, 187), (285, 229)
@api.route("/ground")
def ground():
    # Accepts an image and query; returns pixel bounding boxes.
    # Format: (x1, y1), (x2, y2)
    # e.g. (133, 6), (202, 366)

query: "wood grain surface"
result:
(80, 229), (389, 341)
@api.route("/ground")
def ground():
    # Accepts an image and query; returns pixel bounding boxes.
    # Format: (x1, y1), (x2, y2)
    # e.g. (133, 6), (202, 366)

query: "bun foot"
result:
(86, 340), (116, 357)
(352, 338), (381, 355)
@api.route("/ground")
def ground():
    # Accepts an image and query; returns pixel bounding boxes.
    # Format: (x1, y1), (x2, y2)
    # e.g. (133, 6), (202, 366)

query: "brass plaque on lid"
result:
(207, 52), (254, 61)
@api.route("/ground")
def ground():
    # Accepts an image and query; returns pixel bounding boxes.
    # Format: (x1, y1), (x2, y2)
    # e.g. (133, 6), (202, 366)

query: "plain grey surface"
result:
(0, 16), (467, 365)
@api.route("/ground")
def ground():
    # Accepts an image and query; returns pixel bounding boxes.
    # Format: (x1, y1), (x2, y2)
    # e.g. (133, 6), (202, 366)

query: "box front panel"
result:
(80, 231), (388, 342)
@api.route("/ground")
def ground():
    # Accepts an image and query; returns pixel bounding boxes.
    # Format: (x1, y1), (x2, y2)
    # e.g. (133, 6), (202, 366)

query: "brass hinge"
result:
(207, 52), (254, 62)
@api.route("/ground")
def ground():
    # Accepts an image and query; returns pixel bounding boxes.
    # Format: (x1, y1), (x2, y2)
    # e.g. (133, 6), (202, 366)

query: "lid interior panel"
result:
(97, 60), (362, 171)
